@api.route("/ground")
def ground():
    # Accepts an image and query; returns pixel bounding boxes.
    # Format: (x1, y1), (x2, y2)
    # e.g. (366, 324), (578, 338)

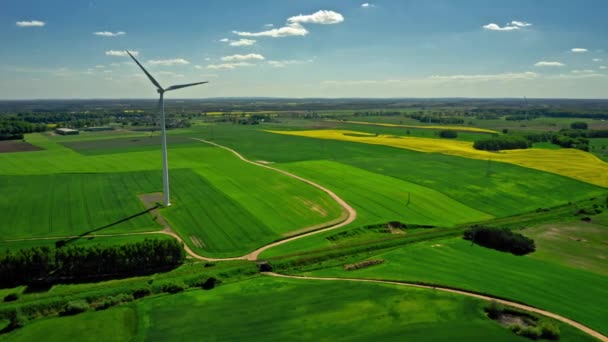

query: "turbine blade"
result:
(125, 50), (163, 91)
(165, 81), (209, 92)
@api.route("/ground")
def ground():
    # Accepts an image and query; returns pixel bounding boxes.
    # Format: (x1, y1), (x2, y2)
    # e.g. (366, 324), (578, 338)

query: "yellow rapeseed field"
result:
(270, 129), (608, 188)
(325, 120), (499, 134)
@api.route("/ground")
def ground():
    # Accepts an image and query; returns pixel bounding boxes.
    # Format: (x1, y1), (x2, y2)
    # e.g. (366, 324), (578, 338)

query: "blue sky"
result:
(2, 0), (608, 99)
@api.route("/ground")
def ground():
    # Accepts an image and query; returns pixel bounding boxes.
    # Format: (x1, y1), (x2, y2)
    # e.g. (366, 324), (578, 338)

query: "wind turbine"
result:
(126, 50), (208, 206)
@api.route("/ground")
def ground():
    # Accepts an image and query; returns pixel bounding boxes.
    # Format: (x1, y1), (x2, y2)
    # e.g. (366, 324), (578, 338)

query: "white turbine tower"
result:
(126, 50), (208, 206)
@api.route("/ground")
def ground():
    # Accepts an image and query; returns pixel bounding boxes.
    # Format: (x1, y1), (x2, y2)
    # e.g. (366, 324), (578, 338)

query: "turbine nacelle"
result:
(125, 50), (208, 206)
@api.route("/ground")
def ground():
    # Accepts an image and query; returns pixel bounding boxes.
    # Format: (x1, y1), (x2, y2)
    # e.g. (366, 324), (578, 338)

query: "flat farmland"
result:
(0, 171), (162, 239)
(6, 276), (592, 341)
(277, 160), (493, 227)
(62, 135), (199, 155)
(270, 129), (608, 187)
(306, 238), (608, 336)
(0, 133), (344, 257)
(0, 140), (43, 153)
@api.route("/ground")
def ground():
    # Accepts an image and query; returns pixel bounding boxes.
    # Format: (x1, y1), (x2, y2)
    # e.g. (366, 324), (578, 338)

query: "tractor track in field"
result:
(264, 272), (608, 342)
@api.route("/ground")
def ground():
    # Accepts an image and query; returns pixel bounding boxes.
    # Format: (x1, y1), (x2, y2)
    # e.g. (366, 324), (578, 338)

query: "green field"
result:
(187, 125), (605, 218)
(0, 132), (344, 257)
(62, 135), (199, 155)
(0, 306), (137, 342)
(1, 276), (596, 341)
(521, 214), (608, 276)
(278, 160), (493, 226)
(303, 238), (608, 336)
(0, 171), (162, 239)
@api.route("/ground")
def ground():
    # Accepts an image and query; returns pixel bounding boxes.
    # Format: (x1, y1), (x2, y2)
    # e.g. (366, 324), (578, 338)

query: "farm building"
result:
(83, 127), (114, 132)
(55, 128), (79, 135)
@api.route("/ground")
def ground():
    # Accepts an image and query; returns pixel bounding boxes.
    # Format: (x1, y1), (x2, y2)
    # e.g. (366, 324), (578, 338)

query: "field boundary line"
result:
(190, 138), (357, 260)
(264, 272), (608, 342)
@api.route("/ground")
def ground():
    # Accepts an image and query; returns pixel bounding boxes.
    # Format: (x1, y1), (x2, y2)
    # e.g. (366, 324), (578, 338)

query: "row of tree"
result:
(0, 239), (185, 288)
(473, 135), (529, 151)
(0, 120), (47, 140)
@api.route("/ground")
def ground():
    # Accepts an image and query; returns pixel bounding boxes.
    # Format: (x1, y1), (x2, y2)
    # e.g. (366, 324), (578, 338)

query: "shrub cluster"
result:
(463, 226), (535, 256)
(485, 301), (560, 340)
(473, 136), (529, 151)
(439, 130), (458, 139)
(0, 239), (185, 288)
(343, 259), (384, 271)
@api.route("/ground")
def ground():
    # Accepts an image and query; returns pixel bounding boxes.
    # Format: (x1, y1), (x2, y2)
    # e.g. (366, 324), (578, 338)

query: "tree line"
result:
(0, 120), (47, 140)
(0, 239), (185, 288)
(473, 135), (529, 151)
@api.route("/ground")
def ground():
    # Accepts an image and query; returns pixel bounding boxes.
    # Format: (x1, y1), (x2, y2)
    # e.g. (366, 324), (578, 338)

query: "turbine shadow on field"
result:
(55, 205), (160, 248)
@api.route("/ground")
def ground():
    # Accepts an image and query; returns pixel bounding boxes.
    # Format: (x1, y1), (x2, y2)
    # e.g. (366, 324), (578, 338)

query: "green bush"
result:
(60, 300), (89, 316)
(464, 226), (535, 255)
(161, 282), (186, 294)
(570, 122), (588, 130)
(3, 310), (27, 332)
(485, 301), (504, 319)
(538, 320), (560, 340)
(473, 135), (529, 151)
(439, 130), (458, 139)
(4, 293), (19, 302)
(511, 325), (541, 339)
(93, 294), (134, 311)
(132, 287), (152, 299)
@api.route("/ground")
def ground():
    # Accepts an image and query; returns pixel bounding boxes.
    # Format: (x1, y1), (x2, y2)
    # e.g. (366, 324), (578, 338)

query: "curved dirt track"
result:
(265, 272), (608, 342)
(189, 138), (357, 261)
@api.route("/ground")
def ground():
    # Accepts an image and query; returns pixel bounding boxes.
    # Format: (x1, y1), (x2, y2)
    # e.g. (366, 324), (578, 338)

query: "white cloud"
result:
(288, 10), (344, 25)
(200, 74), (218, 78)
(534, 61), (565, 67)
(361, 3), (376, 8)
(204, 57), (211, 61)
(483, 23), (519, 31)
(600, 66), (607, 70)
(230, 39), (256, 46)
(219, 38), (230, 42)
(105, 50), (139, 57)
(156, 71), (184, 78)
(264, 24), (274, 28)
(323, 72), (540, 87)
(549, 73), (606, 79)
(267, 59), (314, 68)
(233, 23), (308, 38)
(221, 54), (265, 62)
(93, 31), (125, 37)
(430, 72), (538, 81)
(206, 62), (254, 70)
(571, 48), (588, 53)
(110, 63), (122, 67)
(95, 65), (105, 68)
(510, 21), (532, 27)
(593, 58), (603, 62)
(16, 20), (45, 27)
(571, 69), (594, 74)
(194, 65), (203, 70)
(147, 58), (190, 66)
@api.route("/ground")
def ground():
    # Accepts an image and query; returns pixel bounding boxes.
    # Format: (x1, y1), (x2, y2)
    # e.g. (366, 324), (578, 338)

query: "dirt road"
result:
(264, 272), (608, 342)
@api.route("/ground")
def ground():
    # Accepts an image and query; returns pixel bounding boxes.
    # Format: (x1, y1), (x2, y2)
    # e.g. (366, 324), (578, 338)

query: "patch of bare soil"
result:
(497, 313), (533, 327)
(0, 140), (44, 153)
(190, 235), (206, 248)
(343, 259), (384, 271)
(297, 197), (328, 217)
(138, 193), (171, 232)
